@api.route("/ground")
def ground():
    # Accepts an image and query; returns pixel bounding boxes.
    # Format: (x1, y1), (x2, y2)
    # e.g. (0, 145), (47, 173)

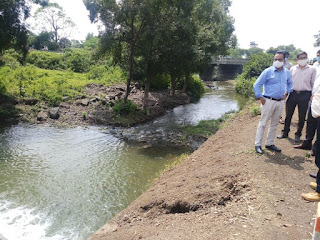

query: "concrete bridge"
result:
(200, 57), (250, 81)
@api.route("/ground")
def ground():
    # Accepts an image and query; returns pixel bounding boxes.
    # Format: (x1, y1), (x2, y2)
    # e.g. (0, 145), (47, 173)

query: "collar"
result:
(272, 66), (283, 72)
(295, 64), (310, 69)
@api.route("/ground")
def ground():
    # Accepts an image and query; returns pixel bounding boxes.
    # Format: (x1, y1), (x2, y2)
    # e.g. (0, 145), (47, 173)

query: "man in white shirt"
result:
(283, 52), (292, 70)
(295, 50), (320, 150)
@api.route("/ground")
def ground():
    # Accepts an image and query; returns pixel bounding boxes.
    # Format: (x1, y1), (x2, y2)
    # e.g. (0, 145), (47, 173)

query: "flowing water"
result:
(0, 81), (246, 240)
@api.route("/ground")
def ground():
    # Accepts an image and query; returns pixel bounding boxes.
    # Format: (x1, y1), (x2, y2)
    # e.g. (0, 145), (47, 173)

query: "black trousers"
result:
(283, 91), (311, 136)
(303, 102), (318, 144)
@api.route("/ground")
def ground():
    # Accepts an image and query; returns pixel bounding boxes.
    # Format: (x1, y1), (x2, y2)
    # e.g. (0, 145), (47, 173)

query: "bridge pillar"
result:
(199, 64), (217, 81)
(217, 64), (243, 80)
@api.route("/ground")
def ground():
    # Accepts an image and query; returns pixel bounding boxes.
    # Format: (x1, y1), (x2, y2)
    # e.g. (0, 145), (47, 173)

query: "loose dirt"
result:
(89, 103), (318, 240)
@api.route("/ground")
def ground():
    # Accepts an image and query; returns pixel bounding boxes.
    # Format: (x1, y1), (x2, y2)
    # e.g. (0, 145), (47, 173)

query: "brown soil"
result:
(3, 83), (190, 127)
(89, 103), (318, 240)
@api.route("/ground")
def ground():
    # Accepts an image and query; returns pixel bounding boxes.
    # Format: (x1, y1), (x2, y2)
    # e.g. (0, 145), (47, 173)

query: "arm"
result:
(253, 70), (267, 99)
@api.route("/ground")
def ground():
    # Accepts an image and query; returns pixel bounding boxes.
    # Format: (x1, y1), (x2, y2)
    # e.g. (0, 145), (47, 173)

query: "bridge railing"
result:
(212, 57), (249, 65)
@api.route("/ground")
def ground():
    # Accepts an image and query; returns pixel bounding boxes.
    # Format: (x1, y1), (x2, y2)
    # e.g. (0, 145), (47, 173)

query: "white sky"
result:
(229, 0), (320, 58)
(29, 0), (100, 41)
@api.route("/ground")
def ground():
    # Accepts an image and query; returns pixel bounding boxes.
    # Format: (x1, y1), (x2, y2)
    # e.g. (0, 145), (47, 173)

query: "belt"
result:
(292, 90), (311, 94)
(263, 95), (283, 101)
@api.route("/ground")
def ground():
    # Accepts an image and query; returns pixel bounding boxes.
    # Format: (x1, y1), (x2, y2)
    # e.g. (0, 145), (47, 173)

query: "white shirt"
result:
(312, 61), (320, 94)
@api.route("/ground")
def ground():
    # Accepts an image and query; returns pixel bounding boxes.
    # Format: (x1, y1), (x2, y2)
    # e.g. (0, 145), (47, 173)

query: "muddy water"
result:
(0, 81), (246, 240)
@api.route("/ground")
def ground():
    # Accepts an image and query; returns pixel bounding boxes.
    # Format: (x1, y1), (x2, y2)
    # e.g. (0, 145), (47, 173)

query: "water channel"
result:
(0, 80), (247, 240)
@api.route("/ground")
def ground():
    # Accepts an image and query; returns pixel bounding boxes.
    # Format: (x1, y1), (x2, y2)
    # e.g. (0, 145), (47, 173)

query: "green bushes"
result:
(87, 64), (124, 85)
(150, 74), (170, 90)
(235, 52), (273, 97)
(186, 75), (204, 99)
(112, 99), (138, 116)
(64, 49), (92, 73)
(26, 51), (64, 70)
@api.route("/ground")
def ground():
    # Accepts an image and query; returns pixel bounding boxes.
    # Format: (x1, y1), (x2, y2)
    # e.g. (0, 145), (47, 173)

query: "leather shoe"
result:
(301, 191), (320, 202)
(255, 146), (264, 154)
(310, 172), (317, 178)
(294, 134), (300, 143)
(265, 145), (281, 152)
(310, 182), (317, 190)
(294, 142), (312, 150)
(277, 133), (288, 139)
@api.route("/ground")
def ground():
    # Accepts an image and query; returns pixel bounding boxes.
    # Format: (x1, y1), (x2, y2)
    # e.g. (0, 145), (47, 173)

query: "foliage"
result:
(33, 3), (75, 43)
(0, 64), (125, 106)
(83, 34), (99, 50)
(181, 113), (231, 138)
(0, 0), (48, 56)
(112, 99), (138, 116)
(235, 52), (273, 97)
(0, 49), (22, 68)
(265, 44), (302, 60)
(26, 50), (64, 70)
(63, 49), (92, 73)
(149, 75), (170, 90)
(87, 64), (124, 84)
(185, 75), (205, 99)
(249, 105), (261, 116)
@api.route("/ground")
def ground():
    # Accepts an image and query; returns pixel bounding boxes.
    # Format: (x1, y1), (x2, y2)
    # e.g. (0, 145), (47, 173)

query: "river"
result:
(0, 80), (247, 240)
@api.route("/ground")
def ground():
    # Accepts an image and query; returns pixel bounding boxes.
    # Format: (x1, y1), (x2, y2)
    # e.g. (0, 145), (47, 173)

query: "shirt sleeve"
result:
(311, 68), (317, 93)
(286, 70), (293, 93)
(253, 69), (267, 98)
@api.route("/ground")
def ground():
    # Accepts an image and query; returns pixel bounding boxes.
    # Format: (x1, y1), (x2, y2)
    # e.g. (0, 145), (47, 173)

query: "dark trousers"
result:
(283, 91), (311, 136)
(316, 119), (320, 193)
(303, 102), (318, 144)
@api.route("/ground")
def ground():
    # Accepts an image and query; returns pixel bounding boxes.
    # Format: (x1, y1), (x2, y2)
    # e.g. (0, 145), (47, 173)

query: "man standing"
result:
(253, 51), (292, 154)
(278, 51), (316, 142)
(283, 51), (293, 70)
(294, 50), (320, 150)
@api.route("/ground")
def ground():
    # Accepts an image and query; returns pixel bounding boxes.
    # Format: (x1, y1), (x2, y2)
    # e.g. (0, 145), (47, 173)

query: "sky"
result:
(229, 0), (320, 58)
(29, 0), (320, 58)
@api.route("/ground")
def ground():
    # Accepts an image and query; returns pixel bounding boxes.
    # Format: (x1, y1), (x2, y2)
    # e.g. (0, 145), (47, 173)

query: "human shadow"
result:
(263, 150), (306, 171)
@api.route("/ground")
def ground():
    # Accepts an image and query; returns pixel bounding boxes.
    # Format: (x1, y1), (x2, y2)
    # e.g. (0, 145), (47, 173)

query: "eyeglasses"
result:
(298, 57), (307, 60)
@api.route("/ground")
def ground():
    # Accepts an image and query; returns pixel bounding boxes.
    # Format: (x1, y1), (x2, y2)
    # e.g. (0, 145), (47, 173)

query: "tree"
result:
(0, 0), (48, 58)
(34, 3), (75, 43)
(315, 31), (320, 47)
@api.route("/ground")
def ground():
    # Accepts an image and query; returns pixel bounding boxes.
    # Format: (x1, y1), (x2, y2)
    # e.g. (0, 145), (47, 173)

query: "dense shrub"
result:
(235, 52), (273, 97)
(112, 99), (138, 116)
(150, 74), (170, 90)
(26, 51), (64, 70)
(87, 64), (124, 85)
(0, 49), (22, 68)
(186, 75), (205, 99)
(64, 49), (92, 73)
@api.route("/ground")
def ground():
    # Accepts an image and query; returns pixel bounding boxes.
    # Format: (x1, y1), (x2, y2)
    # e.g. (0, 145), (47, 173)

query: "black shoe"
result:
(255, 146), (264, 154)
(310, 172), (317, 179)
(294, 134), (300, 143)
(294, 142), (312, 150)
(277, 133), (288, 139)
(265, 145), (281, 152)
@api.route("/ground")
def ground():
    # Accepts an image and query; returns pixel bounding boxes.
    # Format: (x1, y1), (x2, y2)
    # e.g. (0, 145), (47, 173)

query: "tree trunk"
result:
(170, 75), (177, 97)
(143, 63), (152, 110)
(182, 75), (190, 93)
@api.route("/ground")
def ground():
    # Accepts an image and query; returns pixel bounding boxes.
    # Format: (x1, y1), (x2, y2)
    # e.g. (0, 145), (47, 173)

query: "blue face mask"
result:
(316, 56), (320, 62)
(285, 57), (288, 61)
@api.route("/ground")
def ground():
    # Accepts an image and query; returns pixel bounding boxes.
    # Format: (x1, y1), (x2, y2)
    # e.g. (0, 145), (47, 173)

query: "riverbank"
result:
(89, 103), (317, 240)
(0, 83), (190, 127)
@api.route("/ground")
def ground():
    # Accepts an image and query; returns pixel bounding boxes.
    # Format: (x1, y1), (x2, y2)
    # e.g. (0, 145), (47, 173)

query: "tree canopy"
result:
(0, 0), (48, 55)
(84, 0), (235, 103)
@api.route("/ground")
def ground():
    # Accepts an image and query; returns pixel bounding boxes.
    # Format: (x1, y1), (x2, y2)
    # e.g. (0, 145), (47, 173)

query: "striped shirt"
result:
(290, 64), (316, 92)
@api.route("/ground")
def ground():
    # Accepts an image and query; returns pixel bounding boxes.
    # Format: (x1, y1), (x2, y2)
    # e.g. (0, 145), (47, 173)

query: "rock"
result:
(37, 111), (47, 121)
(24, 98), (39, 105)
(101, 98), (107, 105)
(81, 99), (89, 106)
(49, 107), (60, 120)
(117, 87), (125, 92)
(134, 82), (141, 89)
(109, 101), (115, 107)
(115, 92), (123, 97)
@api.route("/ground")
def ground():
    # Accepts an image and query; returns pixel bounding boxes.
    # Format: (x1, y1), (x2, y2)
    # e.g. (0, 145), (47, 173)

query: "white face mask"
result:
(273, 60), (284, 68)
(298, 59), (309, 66)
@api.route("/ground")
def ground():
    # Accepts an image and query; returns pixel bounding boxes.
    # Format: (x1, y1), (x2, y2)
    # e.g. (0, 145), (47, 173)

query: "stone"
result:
(24, 98), (39, 105)
(37, 111), (47, 121)
(48, 107), (60, 120)
(81, 99), (89, 106)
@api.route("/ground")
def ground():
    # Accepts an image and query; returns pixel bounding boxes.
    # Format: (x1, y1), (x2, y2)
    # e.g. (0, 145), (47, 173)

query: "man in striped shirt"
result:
(278, 51), (317, 142)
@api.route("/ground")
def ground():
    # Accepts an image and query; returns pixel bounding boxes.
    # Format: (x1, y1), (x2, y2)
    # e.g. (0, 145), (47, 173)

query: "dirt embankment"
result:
(1, 83), (190, 127)
(89, 103), (318, 240)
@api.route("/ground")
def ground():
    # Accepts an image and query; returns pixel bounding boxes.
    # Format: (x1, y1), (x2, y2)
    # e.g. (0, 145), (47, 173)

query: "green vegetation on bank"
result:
(180, 112), (235, 139)
(235, 53), (273, 97)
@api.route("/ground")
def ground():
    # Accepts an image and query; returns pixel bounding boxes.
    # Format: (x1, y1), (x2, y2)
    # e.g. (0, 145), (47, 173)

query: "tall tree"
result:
(34, 3), (75, 43)
(0, 0), (48, 57)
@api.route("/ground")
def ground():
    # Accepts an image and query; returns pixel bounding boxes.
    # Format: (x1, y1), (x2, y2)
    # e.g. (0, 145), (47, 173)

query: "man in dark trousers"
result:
(253, 51), (292, 154)
(278, 51), (316, 142)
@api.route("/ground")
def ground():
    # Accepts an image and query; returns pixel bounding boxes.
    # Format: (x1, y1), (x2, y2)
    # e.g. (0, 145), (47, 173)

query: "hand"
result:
(260, 97), (266, 105)
(311, 95), (314, 101)
(283, 94), (287, 100)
